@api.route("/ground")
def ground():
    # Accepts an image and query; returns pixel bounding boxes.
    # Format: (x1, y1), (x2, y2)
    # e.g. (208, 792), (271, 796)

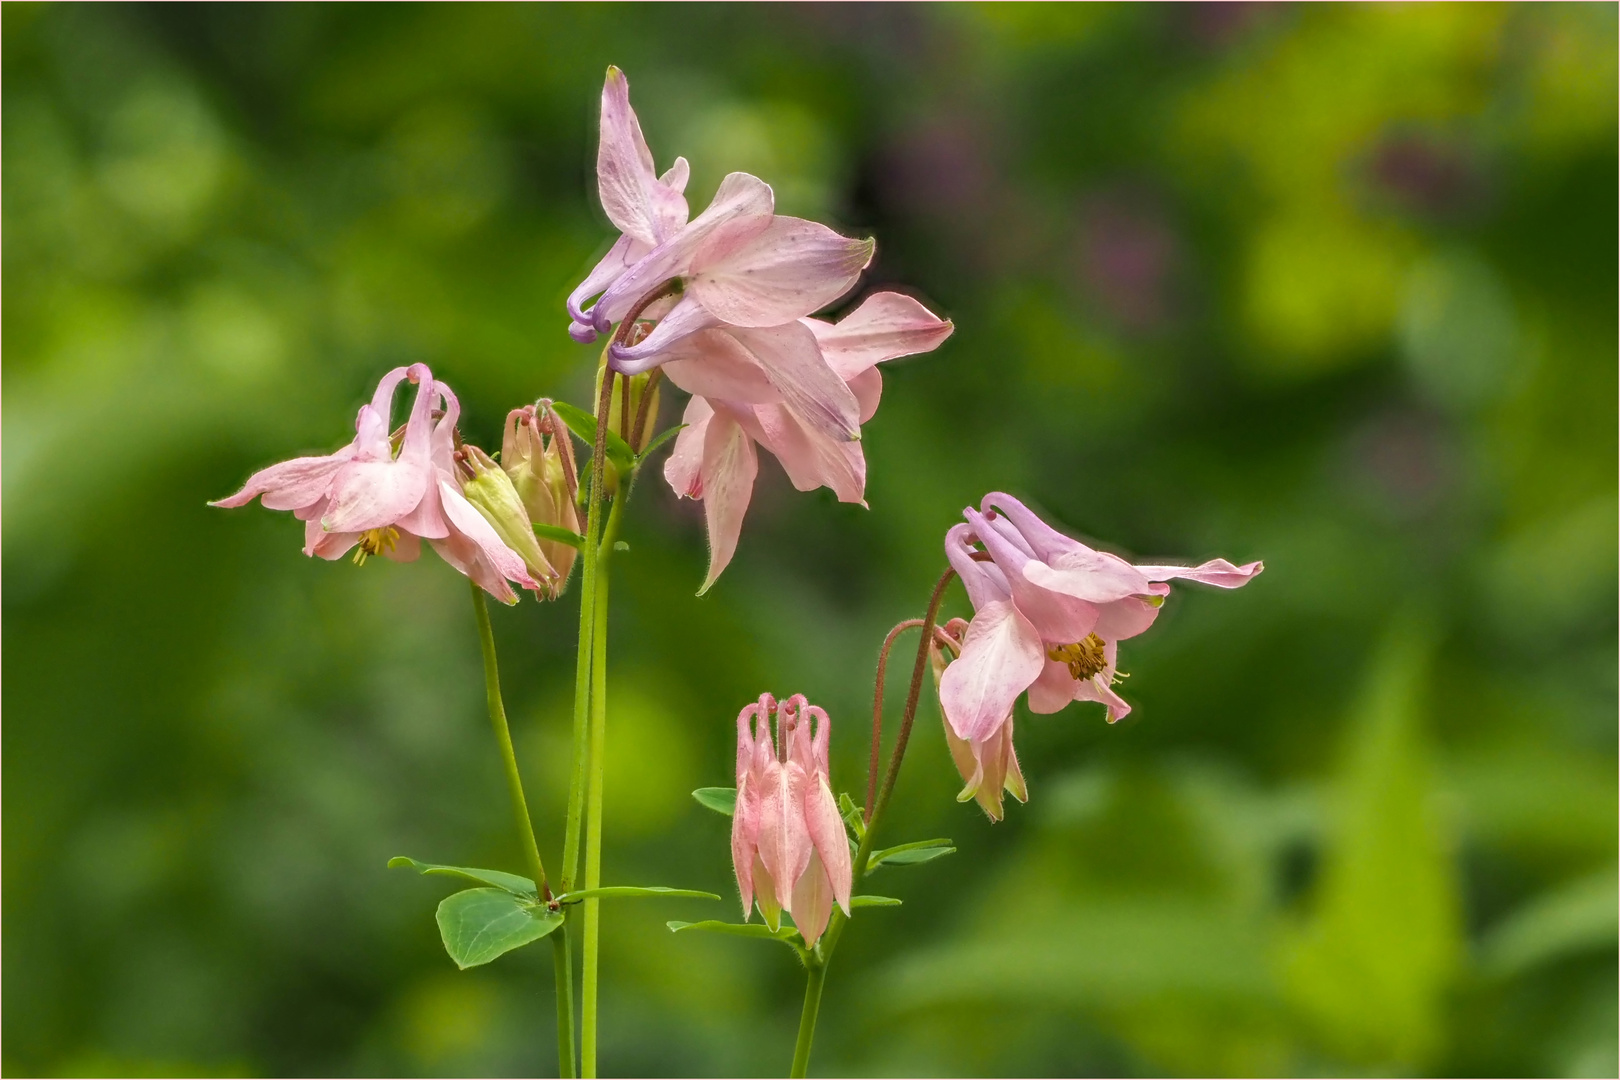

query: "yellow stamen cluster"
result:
(352, 526), (400, 566)
(1048, 633), (1109, 681)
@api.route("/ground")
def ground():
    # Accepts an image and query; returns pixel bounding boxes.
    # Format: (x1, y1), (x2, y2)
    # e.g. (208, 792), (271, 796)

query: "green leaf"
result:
(436, 887), (562, 969)
(557, 886), (721, 904)
(551, 400), (636, 472)
(867, 839), (955, 871)
(668, 920), (801, 944)
(838, 793), (866, 839)
(1480, 869), (1618, 978)
(635, 423), (686, 464)
(692, 787), (737, 816)
(389, 856), (536, 897)
(851, 895), (902, 908)
(531, 523), (585, 549)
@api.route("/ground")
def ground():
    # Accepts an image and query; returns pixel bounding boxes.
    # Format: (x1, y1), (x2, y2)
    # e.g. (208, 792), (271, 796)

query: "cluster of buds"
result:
(457, 402), (583, 599)
(731, 693), (852, 948)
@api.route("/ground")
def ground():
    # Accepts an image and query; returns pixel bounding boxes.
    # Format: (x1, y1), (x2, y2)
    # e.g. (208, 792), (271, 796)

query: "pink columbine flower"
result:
(661, 292), (952, 592)
(567, 68), (876, 437)
(211, 364), (542, 604)
(935, 492), (1262, 818)
(732, 693), (852, 948)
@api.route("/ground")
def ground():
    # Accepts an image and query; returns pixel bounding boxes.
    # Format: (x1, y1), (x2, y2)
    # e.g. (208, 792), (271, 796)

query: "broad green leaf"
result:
(851, 895), (902, 908)
(557, 886), (720, 904)
(867, 839), (955, 871)
(692, 787), (736, 816)
(1480, 868), (1618, 978)
(531, 523), (585, 549)
(389, 856), (535, 897)
(436, 887), (561, 969)
(551, 401), (635, 472)
(635, 423), (686, 464)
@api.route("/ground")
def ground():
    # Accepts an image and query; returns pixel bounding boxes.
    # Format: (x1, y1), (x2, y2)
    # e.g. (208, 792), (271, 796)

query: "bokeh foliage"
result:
(4, 3), (1615, 1076)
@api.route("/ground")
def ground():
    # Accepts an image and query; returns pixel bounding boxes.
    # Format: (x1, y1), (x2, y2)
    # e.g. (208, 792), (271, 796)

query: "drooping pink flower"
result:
(211, 365), (543, 604)
(934, 492), (1262, 818)
(732, 693), (852, 948)
(662, 292), (953, 592)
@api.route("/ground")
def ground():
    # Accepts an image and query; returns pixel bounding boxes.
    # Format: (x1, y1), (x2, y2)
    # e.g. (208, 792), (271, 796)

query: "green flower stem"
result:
(785, 566), (957, 1078)
(789, 961), (828, 1079)
(580, 492), (623, 1078)
(470, 582), (573, 1075)
(470, 582), (550, 898)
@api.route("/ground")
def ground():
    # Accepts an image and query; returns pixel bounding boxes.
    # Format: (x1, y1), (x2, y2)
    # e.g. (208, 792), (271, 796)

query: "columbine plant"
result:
(214, 65), (950, 1079)
(685, 494), (1261, 1075)
(214, 63), (1262, 1080)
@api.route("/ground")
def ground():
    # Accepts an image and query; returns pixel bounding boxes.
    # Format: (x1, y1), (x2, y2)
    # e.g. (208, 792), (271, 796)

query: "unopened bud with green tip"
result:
(459, 444), (561, 597)
(502, 402), (581, 593)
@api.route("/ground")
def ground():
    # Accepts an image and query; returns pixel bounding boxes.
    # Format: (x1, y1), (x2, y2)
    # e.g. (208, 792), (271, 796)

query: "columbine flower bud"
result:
(503, 403), (580, 592)
(458, 444), (560, 596)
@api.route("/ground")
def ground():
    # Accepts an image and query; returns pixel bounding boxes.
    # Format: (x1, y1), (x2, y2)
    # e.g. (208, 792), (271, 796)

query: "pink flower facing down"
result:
(211, 364), (544, 604)
(935, 492), (1263, 819)
(731, 693), (852, 948)
(662, 292), (954, 592)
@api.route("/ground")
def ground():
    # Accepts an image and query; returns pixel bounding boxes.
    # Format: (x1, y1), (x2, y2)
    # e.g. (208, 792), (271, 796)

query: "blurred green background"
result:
(5, 3), (1616, 1076)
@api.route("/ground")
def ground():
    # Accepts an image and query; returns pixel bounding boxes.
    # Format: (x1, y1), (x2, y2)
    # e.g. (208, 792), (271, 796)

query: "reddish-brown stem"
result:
(866, 617), (959, 822)
(628, 369), (663, 454)
(863, 567), (957, 837)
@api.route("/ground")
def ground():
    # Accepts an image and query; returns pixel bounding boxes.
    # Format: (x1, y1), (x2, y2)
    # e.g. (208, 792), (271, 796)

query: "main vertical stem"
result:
(789, 963), (828, 1079)
(580, 494), (622, 1078)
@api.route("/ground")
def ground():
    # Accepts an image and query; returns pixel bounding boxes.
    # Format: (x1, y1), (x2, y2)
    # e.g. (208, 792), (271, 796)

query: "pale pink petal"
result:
(210, 450), (352, 511)
(1074, 675), (1132, 723)
(758, 760), (812, 915)
(803, 776), (852, 915)
(1027, 658), (1080, 714)
(688, 216), (874, 328)
(848, 367), (882, 424)
(383, 530), (422, 563)
(697, 406), (760, 594)
(967, 507), (1098, 643)
(727, 322), (861, 444)
(663, 396), (712, 497)
(320, 459), (432, 534)
(433, 480), (540, 604)
(659, 156), (689, 195)
(594, 172), (774, 331)
(1001, 718), (1028, 804)
(1133, 558), (1265, 588)
(596, 66), (688, 247)
(1092, 595), (1162, 641)
(938, 600), (1045, 744)
(944, 522), (1011, 611)
(752, 403), (866, 504)
(660, 331), (782, 404)
(803, 291), (953, 380)
(791, 851), (835, 948)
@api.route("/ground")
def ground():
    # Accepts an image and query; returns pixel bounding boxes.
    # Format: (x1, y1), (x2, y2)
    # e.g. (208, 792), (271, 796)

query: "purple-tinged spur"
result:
(934, 493), (1262, 819)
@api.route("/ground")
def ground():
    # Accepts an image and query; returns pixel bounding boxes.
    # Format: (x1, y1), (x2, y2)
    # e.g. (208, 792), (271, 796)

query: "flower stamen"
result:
(352, 526), (399, 566)
(1048, 633), (1109, 681)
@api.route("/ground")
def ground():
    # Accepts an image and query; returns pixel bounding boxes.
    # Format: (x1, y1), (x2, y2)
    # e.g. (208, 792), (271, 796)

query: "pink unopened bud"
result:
(730, 693), (852, 947)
